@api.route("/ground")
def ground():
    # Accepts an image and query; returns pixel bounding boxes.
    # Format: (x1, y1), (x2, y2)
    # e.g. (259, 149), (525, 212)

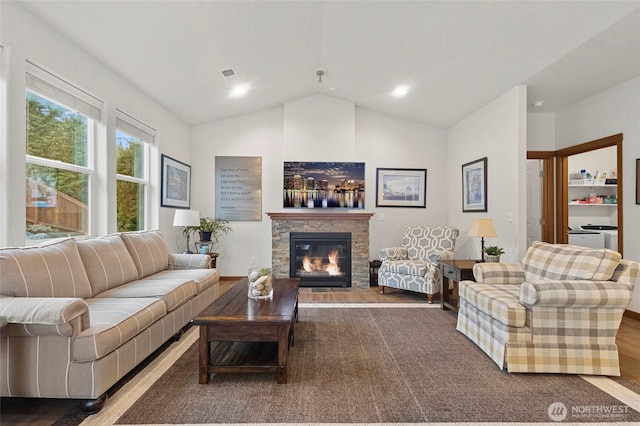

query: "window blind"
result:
(25, 61), (103, 121)
(116, 109), (156, 144)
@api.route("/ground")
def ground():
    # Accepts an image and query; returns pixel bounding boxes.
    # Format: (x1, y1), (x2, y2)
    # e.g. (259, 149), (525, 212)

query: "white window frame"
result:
(115, 109), (154, 231)
(25, 62), (102, 239)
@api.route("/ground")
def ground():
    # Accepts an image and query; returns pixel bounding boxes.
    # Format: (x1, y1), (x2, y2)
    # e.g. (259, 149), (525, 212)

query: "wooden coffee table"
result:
(192, 277), (300, 384)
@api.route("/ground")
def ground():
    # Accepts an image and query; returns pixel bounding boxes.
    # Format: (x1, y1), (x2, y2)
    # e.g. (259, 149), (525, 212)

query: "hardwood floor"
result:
(618, 314), (640, 384)
(2, 279), (639, 426)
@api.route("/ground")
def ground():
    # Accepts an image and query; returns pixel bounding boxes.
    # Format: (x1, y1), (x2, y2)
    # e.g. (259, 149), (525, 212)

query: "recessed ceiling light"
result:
(532, 100), (545, 108)
(229, 84), (249, 98)
(329, 86), (337, 92)
(392, 85), (409, 97)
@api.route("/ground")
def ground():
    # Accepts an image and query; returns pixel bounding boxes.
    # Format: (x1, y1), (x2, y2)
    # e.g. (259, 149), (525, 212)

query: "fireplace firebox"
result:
(289, 232), (351, 287)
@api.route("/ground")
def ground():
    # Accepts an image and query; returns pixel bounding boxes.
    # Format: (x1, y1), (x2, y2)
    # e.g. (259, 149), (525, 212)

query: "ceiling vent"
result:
(220, 68), (239, 82)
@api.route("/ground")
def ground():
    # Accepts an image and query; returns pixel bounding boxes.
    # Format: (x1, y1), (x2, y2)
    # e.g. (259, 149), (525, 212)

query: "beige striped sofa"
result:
(0, 230), (219, 412)
(457, 241), (638, 376)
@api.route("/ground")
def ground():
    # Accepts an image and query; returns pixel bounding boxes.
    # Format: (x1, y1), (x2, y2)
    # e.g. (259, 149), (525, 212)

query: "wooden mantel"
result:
(266, 212), (374, 220)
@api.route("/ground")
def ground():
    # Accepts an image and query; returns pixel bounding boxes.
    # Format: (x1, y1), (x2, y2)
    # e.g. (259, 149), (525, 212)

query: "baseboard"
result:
(220, 276), (244, 282)
(624, 309), (640, 320)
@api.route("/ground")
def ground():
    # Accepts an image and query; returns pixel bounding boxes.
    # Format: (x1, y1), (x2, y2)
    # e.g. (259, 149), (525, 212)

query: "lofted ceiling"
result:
(18, 0), (640, 128)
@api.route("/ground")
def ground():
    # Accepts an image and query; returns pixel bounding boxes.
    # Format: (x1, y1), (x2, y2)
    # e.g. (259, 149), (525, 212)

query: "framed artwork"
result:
(283, 162), (365, 209)
(216, 156), (262, 221)
(161, 154), (191, 208)
(636, 158), (640, 205)
(375, 168), (427, 208)
(462, 157), (487, 212)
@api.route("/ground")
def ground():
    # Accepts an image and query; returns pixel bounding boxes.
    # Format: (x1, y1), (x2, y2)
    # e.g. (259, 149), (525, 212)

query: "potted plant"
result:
(483, 245), (505, 263)
(189, 216), (232, 243)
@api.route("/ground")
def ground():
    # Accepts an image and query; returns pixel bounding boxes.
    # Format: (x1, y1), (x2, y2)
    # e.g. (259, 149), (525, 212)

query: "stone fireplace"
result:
(267, 212), (373, 288)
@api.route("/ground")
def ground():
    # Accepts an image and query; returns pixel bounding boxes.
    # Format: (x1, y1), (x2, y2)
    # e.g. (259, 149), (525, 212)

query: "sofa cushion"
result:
(76, 234), (139, 295)
(458, 282), (526, 327)
(149, 269), (219, 294)
(383, 260), (429, 276)
(73, 297), (167, 362)
(522, 241), (620, 282)
(94, 278), (197, 312)
(120, 231), (169, 279)
(0, 238), (92, 298)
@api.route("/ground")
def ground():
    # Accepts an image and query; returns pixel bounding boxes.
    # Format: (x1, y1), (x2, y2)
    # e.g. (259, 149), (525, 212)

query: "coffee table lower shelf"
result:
(207, 341), (279, 375)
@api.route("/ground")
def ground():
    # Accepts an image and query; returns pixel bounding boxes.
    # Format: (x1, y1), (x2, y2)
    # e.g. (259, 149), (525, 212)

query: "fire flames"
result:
(302, 249), (341, 276)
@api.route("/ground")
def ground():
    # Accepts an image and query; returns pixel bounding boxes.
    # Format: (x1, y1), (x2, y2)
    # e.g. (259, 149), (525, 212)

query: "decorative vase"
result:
(198, 242), (210, 254)
(199, 231), (212, 242)
(485, 255), (501, 263)
(247, 267), (273, 299)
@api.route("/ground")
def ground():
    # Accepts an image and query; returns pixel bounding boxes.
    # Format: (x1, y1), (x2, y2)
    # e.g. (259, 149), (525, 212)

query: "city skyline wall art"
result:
(283, 162), (365, 209)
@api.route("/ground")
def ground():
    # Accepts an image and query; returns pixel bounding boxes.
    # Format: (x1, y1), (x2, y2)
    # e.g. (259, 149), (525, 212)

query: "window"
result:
(25, 63), (102, 240)
(115, 110), (153, 232)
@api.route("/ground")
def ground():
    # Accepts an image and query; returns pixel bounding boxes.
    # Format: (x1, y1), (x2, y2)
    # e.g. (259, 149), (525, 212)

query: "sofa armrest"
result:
(0, 297), (89, 337)
(379, 247), (407, 261)
(473, 263), (525, 284)
(519, 280), (634, 308)
(168, 253), (211, 269)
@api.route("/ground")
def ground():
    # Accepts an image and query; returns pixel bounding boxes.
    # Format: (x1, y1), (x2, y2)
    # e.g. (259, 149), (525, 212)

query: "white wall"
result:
(555, 76), (640, 312)
(356, 108), (448, 252)
(446, 86), (528, 263)
(284, 95), (356, 159)
(191, 107), (285, 276)
(0, 2), (190, 249)
(190, 95), (447, 277)
(527, 112), (555, 151)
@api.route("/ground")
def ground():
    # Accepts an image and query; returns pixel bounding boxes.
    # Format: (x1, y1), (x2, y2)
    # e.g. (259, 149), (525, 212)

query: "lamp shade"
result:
(173, 209), (200, 227)
(468, 219), (498, 238)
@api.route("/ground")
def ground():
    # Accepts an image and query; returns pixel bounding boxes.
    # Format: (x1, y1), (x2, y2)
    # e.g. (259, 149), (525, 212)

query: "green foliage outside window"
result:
(116, 131), (146, 232)
(26, 92), (90, 239)
(27, 92), (89, 204)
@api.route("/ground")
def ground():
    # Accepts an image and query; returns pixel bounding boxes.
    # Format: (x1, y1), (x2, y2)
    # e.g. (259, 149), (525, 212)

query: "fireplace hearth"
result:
(290, 232), (351, 287)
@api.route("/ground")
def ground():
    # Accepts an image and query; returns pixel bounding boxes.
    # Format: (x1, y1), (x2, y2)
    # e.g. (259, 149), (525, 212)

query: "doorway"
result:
(555, 134), (623, 256)
(526, 151), (555, 245)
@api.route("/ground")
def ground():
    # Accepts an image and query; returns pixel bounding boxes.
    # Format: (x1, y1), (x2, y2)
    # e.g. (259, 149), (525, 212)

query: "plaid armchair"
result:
(457, 241), (638, 376)
(378, 226), (459, 303)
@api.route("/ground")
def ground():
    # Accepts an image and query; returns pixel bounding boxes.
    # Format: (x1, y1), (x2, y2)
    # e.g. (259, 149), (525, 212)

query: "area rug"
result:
(114, 307), (640, 424)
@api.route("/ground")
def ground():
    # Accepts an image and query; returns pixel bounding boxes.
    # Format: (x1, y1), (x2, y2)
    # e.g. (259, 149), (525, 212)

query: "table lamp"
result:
(173, 209), (200, 254)
(468, 218), (498, 262)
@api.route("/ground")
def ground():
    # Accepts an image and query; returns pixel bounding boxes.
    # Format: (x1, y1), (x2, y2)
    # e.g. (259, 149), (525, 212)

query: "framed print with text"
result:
(462, 157), (487, 212)
(375, 168), (427, 208)
(161, 154), (191, 208)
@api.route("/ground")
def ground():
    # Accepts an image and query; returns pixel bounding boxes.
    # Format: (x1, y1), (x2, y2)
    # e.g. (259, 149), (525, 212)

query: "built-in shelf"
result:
(569, 203), (617, 207)
(568, 185), (617, 188)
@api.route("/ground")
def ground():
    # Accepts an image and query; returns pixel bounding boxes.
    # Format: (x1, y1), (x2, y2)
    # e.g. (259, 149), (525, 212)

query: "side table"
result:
(194, 242), (219, 269)
(208, 252), (219, 269)
(439, 259), (476, 312)
(369, 260), (381, 286)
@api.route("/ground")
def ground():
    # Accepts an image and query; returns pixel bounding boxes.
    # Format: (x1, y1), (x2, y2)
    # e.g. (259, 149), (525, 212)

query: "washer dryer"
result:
(568, 230), (605, 249)
(580, 225), (618, 251)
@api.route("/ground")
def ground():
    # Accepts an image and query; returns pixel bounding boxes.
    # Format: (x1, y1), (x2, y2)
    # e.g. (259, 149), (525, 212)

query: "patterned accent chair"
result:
(457, 241), (638, 376)
(378, 226), (459, 303)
